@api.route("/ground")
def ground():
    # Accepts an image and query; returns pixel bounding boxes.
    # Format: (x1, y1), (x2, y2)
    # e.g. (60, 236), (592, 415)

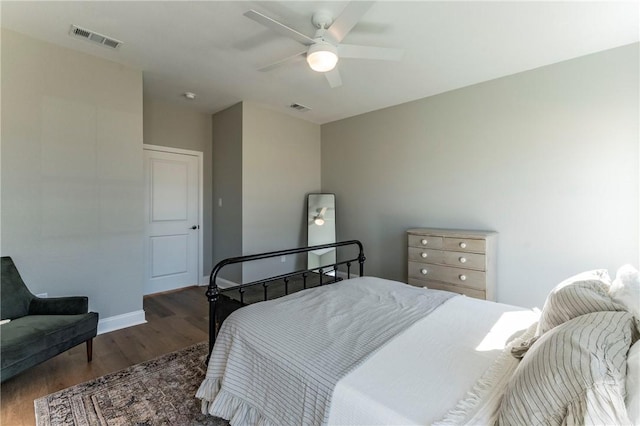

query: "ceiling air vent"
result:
(289, 103), (311, 112)
(69, 25), (123, 49)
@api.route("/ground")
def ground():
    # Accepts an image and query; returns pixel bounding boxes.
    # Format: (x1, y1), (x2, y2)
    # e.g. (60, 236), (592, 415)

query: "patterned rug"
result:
(34, 342), (229, 426)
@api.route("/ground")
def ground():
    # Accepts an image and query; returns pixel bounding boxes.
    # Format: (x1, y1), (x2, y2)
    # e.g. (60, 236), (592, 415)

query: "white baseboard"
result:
(202, 275), (238, 289)
(97, 310), (146, 335)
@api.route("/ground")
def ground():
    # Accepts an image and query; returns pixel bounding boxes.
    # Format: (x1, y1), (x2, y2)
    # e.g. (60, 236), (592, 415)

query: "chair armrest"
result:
(29, 296), (88, 315)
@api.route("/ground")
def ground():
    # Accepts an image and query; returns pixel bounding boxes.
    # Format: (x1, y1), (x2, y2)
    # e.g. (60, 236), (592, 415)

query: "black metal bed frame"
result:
(206, 240), (365, 355)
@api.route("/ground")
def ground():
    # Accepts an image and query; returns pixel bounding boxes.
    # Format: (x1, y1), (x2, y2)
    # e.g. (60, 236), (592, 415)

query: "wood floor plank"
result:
(0, 286), (211, 426)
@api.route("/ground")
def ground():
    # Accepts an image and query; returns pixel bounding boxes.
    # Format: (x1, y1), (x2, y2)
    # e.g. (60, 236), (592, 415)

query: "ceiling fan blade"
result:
(325, 68), (342, 88)
(244, 10), (315, 46)
(327, 1), (375, 43)
(258, 50), (307, 72)
(338, 44), (404, 61)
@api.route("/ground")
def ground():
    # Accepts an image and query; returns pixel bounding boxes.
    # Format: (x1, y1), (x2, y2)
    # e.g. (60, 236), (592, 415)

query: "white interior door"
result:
(144, 148), (199, 295)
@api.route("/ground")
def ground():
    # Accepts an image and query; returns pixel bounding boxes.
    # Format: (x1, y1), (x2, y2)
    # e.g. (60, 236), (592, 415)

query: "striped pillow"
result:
(498, 311), (634, 426)
(536, 269), (624, 336)
(626, 340), (640, 424)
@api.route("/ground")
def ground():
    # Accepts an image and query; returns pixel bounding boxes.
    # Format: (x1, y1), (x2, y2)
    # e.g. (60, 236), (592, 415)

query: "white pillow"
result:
(627, 340), (640, 424)
(610, 264), (640, 333)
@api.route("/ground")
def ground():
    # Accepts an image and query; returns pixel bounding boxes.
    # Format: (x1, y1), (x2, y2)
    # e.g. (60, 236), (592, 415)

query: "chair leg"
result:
(86, 338), (93, 362)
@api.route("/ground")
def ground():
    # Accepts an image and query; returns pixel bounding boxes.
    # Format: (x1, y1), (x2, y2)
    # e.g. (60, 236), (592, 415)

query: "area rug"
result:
(34, 342), (229, 426)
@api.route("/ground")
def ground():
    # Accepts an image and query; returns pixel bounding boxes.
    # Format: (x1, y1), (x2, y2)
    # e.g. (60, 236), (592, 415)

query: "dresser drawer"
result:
(440, 251), (485, 271)
(408, 278), (486, 300)
(408, 247), (444, 264)
(408, 262), (486, 290)
(408, 234), (443, 249)
(409, 247), (485, 271)
(443, 237), (485, 253)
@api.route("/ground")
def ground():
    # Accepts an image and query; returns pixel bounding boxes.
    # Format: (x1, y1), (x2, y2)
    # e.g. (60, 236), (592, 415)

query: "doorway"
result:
(143, 145), (203, 295)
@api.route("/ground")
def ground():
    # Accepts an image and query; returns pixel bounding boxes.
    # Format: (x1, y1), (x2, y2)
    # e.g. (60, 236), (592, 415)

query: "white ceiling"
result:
(2, 1), (638, 124)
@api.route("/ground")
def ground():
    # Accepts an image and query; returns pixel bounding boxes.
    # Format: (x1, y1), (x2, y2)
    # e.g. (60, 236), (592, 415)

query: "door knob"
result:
(191, 225), (198, 230)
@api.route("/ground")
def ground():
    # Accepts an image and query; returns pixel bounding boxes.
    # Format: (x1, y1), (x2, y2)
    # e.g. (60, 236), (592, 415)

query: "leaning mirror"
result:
(307, 193), (336, 272)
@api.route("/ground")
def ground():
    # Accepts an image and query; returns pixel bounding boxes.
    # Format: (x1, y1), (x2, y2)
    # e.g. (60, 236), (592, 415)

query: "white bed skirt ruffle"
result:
(197, 377), (277, 426)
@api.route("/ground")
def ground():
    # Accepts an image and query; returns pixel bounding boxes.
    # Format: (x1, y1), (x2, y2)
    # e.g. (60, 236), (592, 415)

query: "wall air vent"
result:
(289, 103), (311, 112)
(69, 25), (123, 49)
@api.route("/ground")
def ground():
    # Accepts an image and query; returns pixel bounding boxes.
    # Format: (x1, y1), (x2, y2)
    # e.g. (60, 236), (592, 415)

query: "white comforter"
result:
(328, 295), (539, 425)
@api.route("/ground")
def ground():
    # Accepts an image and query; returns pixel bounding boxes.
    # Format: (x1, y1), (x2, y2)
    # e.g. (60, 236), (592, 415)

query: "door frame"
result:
(143, 144), (204, 288)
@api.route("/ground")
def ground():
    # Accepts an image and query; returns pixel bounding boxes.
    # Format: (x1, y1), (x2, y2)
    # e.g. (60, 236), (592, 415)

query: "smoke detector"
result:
(184, 92), (197, 100)
(69, 25), (122, 49)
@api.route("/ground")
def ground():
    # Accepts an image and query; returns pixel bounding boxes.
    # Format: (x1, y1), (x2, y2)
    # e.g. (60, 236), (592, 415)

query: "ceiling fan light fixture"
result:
(307, 42), (338, 72)
(313, 206), (328, 226)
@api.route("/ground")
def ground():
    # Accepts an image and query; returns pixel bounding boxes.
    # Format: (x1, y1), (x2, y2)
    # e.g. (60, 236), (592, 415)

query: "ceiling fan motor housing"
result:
(307, 11), (339, 72)
(312, 10), (334, 30)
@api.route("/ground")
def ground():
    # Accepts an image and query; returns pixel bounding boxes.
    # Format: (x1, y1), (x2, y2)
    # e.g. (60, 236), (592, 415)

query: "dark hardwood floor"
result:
(1, 286), (210, 426)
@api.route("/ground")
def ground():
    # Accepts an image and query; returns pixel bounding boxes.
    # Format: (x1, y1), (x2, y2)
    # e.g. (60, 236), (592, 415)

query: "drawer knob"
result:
(459, 274), (467, 281)
(421, 239), (428, 245)
(459, 242), (467, 249)
(459, 257), (467, 263)
(421, 268), (428, 275)
(421, 252), (428, 258)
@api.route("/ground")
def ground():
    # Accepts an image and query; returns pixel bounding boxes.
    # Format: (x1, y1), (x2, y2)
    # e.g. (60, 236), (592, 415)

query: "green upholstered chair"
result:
(1, 256), (99, 382)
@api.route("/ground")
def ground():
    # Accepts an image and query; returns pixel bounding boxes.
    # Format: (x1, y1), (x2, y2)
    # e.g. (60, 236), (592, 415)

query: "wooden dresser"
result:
(407, 228), (497, 301)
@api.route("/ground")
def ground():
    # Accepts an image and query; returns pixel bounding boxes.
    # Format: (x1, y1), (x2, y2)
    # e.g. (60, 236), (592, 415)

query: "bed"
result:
(197, 241), (640, 425)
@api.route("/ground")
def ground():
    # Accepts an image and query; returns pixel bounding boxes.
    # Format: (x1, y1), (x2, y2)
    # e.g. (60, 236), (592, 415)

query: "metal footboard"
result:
(206, 240), (365, 356)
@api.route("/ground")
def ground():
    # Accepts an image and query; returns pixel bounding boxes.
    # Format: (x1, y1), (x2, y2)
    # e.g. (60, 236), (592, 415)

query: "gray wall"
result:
(242, 102), (321, 281)
(212, 103), (244, 282)
(211, 102), (321, 283)
(143, 99), (214, 275)
(1, 30), (145, 318)
(321, 43), (639, 308)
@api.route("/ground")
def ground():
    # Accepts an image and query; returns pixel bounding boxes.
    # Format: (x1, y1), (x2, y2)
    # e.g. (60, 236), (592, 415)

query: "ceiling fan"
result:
(244, 1), (403, 88)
